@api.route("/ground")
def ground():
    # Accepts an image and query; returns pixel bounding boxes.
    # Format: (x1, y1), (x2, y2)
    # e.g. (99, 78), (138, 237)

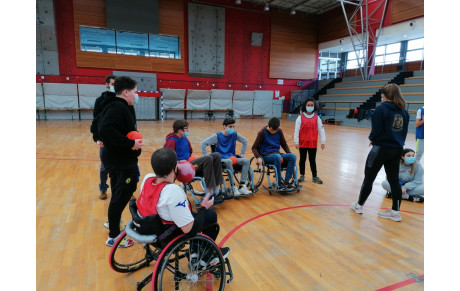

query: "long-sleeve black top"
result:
(99, 97), (141, 168)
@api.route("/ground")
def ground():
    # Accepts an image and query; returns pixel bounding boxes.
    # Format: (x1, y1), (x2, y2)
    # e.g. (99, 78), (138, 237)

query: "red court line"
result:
(217, 204), (424, 247)
(376, 274), (424, 291)
(217, 204), (424, 290)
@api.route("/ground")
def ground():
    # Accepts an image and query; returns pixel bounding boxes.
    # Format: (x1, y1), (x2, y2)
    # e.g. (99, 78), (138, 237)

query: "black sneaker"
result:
(213, 195), (224, 204)
(385, 191), (392, 198)
(199, 247), (230, 267)
(312, 176), (323, 184)
(284, 182), (295, 191)
(219, 192), (233, 200)
(277, 184), (286, 191)
(298, 175), (305, 182)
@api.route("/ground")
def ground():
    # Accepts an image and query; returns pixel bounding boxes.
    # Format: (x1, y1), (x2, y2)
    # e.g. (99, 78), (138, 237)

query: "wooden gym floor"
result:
(36, 119), (424, 290)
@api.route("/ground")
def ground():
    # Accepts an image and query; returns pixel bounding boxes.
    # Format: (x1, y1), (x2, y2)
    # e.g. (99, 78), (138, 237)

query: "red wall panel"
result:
(41, 0), (302, 100)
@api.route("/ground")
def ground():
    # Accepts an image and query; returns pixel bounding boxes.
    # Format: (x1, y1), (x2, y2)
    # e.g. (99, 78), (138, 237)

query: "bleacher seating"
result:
(317, 71), (424, 132)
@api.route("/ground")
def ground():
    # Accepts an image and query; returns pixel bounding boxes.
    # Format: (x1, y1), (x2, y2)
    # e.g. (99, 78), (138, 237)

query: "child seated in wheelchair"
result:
(252, 117), (297, 191)
(200, 118), (252, 196)
(135, 148), (230, 264)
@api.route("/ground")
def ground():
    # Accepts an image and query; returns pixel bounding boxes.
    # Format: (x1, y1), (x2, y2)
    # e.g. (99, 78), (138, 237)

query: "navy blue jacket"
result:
(369, 101), (409, 149)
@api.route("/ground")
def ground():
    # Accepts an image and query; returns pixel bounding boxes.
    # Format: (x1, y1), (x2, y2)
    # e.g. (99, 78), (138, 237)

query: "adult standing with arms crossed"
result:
(99, 76), (143, 247)
(350, 83), (409, 222)
(92, 75), (116, 200)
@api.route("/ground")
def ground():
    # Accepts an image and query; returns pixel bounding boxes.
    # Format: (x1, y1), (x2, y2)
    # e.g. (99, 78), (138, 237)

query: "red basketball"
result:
(188, 156), (197, 162)
(229, 156), (238, 165)
(176, 160), (196, 183)
(127, 131), (143, 140)
(281, 157), (284, 164)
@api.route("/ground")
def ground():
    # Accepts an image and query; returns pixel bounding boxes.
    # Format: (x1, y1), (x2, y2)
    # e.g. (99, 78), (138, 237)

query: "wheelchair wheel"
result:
(109, 231), (158, 273)
(186, 178), (207, 208)
(153, 234), (226, 291)
(249, 157), (264, 188)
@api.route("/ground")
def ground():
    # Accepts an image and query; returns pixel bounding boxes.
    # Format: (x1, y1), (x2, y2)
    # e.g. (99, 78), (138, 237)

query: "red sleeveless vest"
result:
(137, 177), (190, 225)
(299, 113), (318, 148)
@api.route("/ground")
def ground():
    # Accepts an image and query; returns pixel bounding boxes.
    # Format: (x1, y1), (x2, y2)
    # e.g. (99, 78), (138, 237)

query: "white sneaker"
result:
(231, 186), (241, 197)
(238, 184), (252, 195)
(104, 219), (125, 231)
(350, 202), (363, 214)
(378, 209), (402, 222)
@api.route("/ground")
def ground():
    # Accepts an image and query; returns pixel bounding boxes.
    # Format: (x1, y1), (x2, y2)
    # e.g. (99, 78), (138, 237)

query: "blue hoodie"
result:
(369, 101), (409, 148)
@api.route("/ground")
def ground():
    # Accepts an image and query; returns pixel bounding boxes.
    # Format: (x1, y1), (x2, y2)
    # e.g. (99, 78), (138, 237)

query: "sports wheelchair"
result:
(204, 111), (216, 121)
(109, 200), (233, 290)
(249, 155), (302, 195)
(208, 144), (258, 197)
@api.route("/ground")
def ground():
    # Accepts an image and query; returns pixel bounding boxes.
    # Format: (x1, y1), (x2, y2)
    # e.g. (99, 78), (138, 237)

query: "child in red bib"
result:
(294, 98), (326, 184)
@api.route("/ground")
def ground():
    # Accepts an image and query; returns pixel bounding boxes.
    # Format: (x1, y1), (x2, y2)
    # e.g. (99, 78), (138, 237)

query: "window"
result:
(149, 35), (180, 59)
(80, 26), (180, 59)
(406, 38), (424, 62)
(374, 42), (401, 66)
(116, 31), (149, 56)
(346, 50), (364, 69)
(80, 26), (116, 53)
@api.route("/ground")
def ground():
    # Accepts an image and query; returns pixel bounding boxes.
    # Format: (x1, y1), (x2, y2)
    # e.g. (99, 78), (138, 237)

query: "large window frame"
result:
(80, 26), (180, 59)
(406, 38), (424, 62)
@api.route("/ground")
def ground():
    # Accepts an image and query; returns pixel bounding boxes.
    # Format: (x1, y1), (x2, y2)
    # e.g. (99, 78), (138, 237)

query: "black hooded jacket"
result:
(99, 97), (141, 168)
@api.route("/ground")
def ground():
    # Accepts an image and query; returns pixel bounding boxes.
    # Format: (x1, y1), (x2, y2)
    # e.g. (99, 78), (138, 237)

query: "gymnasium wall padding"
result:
(232, 91), (254, 117)
(77, 84), (107, 120)
(186, 90), (211, 119)
(253, 90), (274, 118)
(36, 84), (44, 108)
(210, 89), (233, 118)
(42, 83), (79, 119)
(161, 88), (186, 119)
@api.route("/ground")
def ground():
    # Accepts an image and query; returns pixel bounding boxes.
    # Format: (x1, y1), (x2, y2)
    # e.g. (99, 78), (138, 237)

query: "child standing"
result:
(294, 98), (326, 184)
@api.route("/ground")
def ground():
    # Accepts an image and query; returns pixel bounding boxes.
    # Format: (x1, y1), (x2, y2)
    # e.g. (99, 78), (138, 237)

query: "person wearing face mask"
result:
(294, 98), (326, 184)
(200, 118), (252, 196)
(99, 76), (143, 247)
(252, 117), (297, 191)
(164, 120), (226, 204)
(350, 83), (410, 222)
(382, 148), (424, 202)
(92, 74), (116, 200)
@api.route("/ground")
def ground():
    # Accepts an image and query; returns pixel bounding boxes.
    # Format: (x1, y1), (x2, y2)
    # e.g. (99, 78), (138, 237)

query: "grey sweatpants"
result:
(221, 157), (251, 185)
(382, 180), (424, 196)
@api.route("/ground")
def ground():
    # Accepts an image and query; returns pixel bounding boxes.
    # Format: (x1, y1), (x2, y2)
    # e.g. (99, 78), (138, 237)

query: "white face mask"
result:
(306, 107), (314, 113)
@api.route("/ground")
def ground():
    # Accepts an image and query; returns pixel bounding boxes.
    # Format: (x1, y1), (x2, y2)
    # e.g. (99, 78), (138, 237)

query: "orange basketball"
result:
(127, 131), (143, 140)
(188, 156), (197, 162)
(229, 156), (238, 165)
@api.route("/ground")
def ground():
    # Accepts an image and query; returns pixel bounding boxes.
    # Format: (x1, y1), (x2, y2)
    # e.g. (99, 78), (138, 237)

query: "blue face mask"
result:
(109, 86), (115, 93)
(404, 157), (415, 164)
(184, 132), (189, 137)
(306, 107), (314, 113)
(133, 93), (139, 105)
(226, 128), (234, 135)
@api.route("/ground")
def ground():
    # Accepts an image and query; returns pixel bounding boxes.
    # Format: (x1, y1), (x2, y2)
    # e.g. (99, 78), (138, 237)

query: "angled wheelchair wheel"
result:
(185, 177), (207, 208)
(153, 234), (226, 291)
(249, 157), (264, 188)
(109, 231), (158, 273)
